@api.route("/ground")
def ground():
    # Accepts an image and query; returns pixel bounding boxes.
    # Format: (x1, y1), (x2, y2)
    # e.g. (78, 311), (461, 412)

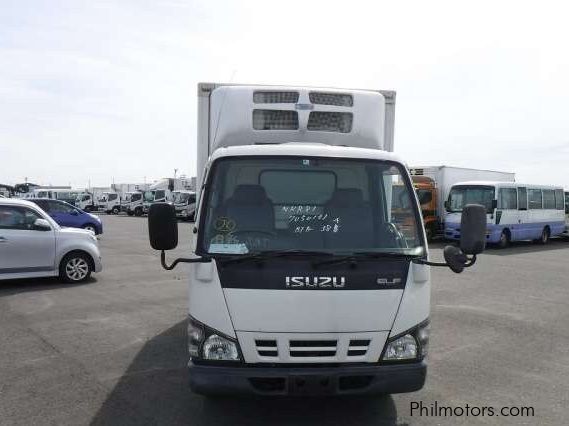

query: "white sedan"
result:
(0, 198), (102, 282)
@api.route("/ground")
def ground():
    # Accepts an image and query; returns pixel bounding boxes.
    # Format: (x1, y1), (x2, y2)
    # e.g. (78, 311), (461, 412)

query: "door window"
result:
(0, 206), (43, 230)
(498, 188), (518, 209)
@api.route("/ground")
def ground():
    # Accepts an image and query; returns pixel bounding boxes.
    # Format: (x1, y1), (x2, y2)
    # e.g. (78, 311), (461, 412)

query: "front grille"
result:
(307, 111), (353, 133)
(309, 92), (353, 106)
(253, 109), (299, 130)
(289, 339), (337, 358)
(347, 339), (370, 357)
(255, 339), (278, 357)
(253, 91), (299, 104)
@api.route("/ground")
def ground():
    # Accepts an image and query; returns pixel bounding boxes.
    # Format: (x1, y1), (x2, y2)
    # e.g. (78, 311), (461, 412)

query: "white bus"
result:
(445, 181), (566, 247)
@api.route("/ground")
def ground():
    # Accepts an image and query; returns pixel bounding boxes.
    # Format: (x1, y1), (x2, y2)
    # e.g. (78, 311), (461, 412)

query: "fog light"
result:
(202, 335), (240, 361)
(383, 334), (418, 361)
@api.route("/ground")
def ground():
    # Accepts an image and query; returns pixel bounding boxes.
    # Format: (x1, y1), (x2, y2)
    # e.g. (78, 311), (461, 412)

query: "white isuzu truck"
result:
(147, 83), (487, 396)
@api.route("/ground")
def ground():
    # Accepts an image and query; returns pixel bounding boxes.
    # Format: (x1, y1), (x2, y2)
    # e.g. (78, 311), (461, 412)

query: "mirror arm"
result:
(160, 251), (211, 270)
(412, 258), (448, 268)
(412, 254), (477, 268)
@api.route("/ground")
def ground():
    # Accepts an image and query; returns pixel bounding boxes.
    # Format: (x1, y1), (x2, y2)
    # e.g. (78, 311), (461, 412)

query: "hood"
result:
(59, 227), (96, 238)
(216, 258), (409, 333)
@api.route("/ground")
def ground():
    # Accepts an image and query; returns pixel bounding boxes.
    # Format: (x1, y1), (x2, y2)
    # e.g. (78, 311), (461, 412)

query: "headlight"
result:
(187, 317), (241, 362)
(203, 335), (240, 361)
(381, 321), (429, 362)
(383, 335), (418, 361)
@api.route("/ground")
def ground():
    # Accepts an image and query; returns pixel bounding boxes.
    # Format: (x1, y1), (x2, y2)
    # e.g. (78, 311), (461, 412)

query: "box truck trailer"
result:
(146, 84), (487, 396)
(409, 166), (515, 239)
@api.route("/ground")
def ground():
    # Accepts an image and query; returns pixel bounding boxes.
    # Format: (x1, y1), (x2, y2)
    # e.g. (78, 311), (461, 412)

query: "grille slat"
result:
(289, 347), (337, 352)
(347, 350), (367, 356)
(290, 340), (336, 347)
(290, 351), (337, 357)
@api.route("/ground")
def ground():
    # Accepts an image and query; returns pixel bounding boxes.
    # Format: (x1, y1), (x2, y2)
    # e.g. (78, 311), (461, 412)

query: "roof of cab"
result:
(209, 142), (406, 165)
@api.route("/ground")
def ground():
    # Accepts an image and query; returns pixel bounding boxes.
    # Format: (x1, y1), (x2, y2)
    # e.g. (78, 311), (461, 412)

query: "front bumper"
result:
(188, 361), (426, 396)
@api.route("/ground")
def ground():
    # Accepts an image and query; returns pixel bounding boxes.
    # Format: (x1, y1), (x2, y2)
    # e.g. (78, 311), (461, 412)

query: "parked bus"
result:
(445, 181), (566, 248)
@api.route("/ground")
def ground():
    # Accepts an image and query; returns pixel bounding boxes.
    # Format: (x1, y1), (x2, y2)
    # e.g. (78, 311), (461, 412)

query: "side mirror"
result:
(460, 204), (487, 255)
(148, 203), (178, 250)
(491, 199), (498, 210)
(442, 204), (486, 274)
(444, 200), (450, 212)
(33, 218), (52, 231)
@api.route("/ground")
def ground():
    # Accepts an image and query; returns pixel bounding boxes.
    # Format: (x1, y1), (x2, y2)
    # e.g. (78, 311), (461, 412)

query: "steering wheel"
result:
(385, 222), (408, 248)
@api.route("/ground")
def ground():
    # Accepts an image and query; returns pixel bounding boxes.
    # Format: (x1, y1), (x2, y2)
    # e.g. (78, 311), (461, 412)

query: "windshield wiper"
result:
(219, 249), (334, 265)
(313, 251), (421, 267)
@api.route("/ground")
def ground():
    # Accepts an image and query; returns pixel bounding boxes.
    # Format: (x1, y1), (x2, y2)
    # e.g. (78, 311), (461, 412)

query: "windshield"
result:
(174, 192), (191, 204)
(448, 185), (495, 213)
(144, 191), (155, 202)
(198, 157), (424, 256)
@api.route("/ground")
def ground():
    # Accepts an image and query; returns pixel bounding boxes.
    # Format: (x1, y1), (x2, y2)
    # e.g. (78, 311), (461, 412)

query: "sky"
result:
(1, 0), (568, 188)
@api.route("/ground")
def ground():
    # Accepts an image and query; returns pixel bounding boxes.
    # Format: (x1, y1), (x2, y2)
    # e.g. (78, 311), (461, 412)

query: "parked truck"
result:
(142, 178), (193, 215)
(122, 191), (144, 216)
(409, 166), (515, 240)
(172, 190), (197, 221)
(146, 83), (487, 397)
(98, 191), (121, 214)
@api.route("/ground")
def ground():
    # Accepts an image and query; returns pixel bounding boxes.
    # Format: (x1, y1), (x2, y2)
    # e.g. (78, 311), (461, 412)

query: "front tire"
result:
(112, 206), (120, 215)
(134, 207), (143, 217)
(498, 229), (510, 249)
(539, 227), (550, 244)
(59, 252), (93, 283)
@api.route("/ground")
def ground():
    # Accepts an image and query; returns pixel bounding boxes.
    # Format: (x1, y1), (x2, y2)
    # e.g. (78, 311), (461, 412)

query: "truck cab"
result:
(172, 190), (196, 221)
(411, 176), (437, 241)
(98, 192), (120, 214)
(121, 191), (144, 216)
(75, 192), (96, 212)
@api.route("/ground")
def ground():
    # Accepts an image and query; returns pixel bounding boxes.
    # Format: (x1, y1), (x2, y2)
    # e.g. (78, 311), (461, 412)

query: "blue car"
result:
(31, 199), (103, 235)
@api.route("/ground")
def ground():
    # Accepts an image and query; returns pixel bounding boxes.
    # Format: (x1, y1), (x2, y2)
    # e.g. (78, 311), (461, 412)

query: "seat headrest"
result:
(327, 188), (365, 207)
(230, 185), (270, 204)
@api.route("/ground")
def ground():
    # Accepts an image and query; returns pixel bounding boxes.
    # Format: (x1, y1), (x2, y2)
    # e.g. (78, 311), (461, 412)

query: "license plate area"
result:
(289, 375), (335, 395)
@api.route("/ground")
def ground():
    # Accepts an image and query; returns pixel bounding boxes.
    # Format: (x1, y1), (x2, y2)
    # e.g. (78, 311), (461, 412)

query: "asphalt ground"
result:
(1, 215), (568, 425)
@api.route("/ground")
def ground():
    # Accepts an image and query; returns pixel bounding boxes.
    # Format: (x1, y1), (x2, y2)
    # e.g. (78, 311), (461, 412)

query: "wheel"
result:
(59, 252), (93, 283)
(134, 207), (143, 217)
(127, 211), (134, 216)
(539, 227), (550, 244)
(83, 224), (97, 234)
(112, 206), (120, 215)
(497, 229), (510, 249)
